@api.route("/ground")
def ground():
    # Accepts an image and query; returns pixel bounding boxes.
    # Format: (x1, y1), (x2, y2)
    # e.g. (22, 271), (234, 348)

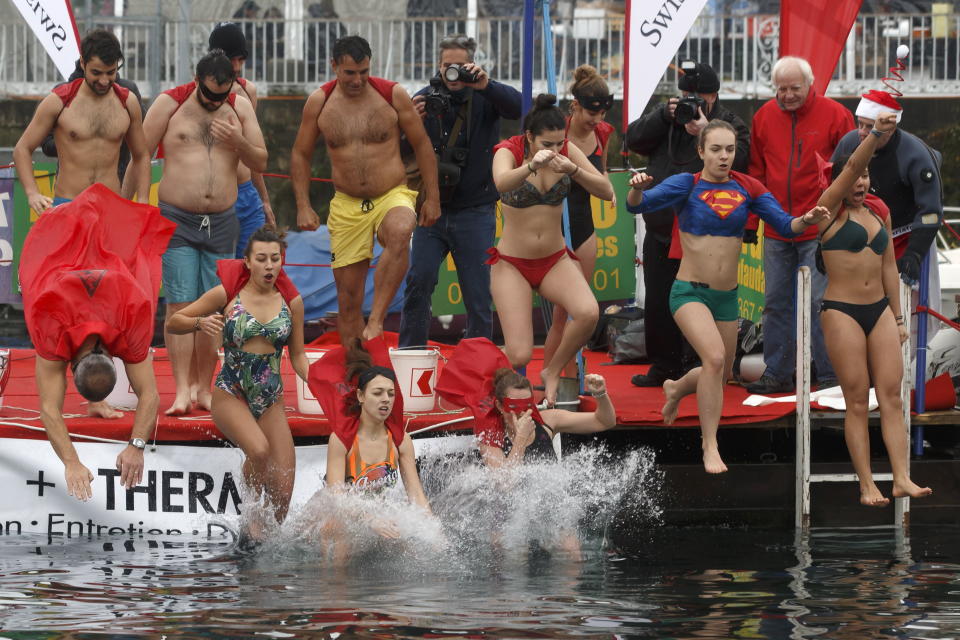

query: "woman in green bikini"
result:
(167, 225), (309, 534)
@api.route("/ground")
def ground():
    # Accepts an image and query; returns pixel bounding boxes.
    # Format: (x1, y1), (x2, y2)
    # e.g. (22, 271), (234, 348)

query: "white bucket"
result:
(105, 356), (138, 409)
(388, 347), (439, 412)
(296, 349), (328, 414)
(739, 353), (766, 383)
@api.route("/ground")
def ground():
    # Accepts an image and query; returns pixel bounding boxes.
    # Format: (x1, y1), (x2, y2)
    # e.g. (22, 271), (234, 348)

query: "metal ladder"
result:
(794, 266), (913, 528)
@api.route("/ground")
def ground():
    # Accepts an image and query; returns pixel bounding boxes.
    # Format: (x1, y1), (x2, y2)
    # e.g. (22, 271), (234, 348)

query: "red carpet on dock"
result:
(0, 336), (796, 442)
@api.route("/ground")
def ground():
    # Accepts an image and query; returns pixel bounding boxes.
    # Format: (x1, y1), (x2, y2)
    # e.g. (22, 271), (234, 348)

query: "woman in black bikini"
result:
(491, 94), (614, 406)
(815, 110), (932, 506)
(543, 66), (615, 377)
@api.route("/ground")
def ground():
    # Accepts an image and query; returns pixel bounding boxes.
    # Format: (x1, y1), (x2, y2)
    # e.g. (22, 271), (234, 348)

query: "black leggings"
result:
(820, 297), (890, 336)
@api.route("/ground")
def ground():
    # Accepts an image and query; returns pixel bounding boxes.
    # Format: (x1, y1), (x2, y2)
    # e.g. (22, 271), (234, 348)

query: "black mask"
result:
(574, 92), (614, 112)
(198, 80), (232, 103)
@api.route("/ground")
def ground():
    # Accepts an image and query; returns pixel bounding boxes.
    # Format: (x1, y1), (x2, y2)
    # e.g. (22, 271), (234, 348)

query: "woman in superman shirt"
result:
(627, 119), (830, 474)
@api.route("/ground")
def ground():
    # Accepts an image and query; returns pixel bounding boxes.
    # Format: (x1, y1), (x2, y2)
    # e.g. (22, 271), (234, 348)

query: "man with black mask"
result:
(624, 61), (750, 386)
(399, 34), (521, 346)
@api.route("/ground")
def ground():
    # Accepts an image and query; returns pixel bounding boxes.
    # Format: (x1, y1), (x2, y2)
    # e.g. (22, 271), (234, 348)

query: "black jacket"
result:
(414, 79), (522, 211)
(625, 99), (750, 236)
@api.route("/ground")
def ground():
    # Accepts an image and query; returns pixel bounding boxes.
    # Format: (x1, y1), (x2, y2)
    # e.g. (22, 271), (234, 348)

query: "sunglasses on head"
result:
(575, 93), (614, 112)
(198, 81), (232, 102)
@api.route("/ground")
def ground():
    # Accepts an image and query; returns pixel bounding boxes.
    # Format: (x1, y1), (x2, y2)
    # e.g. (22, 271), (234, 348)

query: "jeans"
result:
(761, 237), (834, 381)
(399, 204), (496, 347)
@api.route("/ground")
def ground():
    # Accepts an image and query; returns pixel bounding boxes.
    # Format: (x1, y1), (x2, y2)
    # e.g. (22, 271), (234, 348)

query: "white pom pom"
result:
(897, 44), (910, 59)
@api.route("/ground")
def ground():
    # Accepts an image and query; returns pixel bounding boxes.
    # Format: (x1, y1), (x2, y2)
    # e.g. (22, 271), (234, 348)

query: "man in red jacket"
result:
(745, 57), (854, 394)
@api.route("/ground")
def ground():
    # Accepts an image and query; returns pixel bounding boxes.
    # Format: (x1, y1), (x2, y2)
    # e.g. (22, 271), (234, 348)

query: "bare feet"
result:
(165, 394), (192, 416)
(860, 484), (891, 507)
(195, 389), (212, 412)
(541, 367), (559, 407)
(892, 479), (933, 499)
(87, 401), (123, 419)
(661, 379), (680, 425)
(361, 320), (383, 342)
(190, 385), (199, 405)
(702, 446), (728, 474)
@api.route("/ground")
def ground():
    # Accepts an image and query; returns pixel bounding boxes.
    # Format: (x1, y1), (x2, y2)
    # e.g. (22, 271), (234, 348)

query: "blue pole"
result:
(913, 251), (931, 456)
(522, 0), (534, 115)
(541, 0), (586, 394)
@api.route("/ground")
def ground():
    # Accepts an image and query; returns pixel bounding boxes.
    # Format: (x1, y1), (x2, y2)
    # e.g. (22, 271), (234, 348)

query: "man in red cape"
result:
(19, 184), (175, 501)
(307, 335), (406, 449)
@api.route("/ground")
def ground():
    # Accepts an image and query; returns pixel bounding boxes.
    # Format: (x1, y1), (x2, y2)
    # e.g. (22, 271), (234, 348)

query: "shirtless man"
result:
(13, 28), (151, 212)
(290, 35), (440, 346)
(134, 50), (267, 415)
(209, 22), (276, 247)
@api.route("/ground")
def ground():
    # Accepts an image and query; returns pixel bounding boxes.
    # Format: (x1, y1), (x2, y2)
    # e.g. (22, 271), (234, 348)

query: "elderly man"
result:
(745, 56), (854, 394)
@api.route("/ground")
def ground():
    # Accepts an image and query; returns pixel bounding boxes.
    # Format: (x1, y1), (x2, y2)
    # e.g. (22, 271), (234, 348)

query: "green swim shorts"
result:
(668, 279), (739, 322)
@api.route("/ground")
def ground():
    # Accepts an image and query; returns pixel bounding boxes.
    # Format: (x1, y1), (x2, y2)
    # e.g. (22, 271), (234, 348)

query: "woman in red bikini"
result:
(491, 93), (614, 405)
(814, 109), (932, 506)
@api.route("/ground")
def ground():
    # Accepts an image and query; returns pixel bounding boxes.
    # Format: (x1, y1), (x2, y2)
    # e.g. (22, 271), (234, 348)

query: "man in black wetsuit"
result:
(831, 90), (943, 348)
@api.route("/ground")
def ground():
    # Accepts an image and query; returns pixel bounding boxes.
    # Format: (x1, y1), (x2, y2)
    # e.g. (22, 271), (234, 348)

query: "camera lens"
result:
(443, 65), (462, 82)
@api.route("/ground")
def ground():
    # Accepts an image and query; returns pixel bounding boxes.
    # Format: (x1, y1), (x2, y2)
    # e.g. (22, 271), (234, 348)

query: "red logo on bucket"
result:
(410, 368), (434, 397)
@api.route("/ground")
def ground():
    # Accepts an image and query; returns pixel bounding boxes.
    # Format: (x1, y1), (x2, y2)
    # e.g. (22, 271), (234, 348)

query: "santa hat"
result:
(855, 89), (903, 123)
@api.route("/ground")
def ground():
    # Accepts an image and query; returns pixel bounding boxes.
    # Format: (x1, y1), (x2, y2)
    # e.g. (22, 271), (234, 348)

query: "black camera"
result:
(424, 77), (452, 116)
(442, 62), (480, 84)
(674, 96), (707, 125)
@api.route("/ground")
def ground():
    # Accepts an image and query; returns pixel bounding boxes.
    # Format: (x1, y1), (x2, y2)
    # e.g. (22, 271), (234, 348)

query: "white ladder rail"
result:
(794, 268), (912, 528)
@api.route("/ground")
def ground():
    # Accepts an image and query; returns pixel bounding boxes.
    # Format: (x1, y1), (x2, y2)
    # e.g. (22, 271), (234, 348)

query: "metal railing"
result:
(3, 13), (960, 98)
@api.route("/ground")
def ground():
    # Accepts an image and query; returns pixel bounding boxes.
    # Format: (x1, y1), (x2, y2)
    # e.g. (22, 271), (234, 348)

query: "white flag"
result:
(625, 0), (710, 125)
(9, 0), (81, 80)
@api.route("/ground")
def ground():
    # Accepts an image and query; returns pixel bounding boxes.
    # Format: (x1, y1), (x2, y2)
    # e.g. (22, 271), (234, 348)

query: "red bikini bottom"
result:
(485, 246), (578, 288)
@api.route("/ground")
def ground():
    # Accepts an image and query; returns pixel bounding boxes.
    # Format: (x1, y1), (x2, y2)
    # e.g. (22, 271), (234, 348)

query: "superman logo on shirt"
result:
(698, 190), (745, 218)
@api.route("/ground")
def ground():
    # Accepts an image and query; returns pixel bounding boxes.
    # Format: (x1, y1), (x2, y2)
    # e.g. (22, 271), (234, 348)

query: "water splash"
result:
(266, 441), (661, 570)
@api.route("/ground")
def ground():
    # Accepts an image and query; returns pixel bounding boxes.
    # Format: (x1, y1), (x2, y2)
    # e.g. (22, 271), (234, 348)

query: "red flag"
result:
(780, 0), (863, 96)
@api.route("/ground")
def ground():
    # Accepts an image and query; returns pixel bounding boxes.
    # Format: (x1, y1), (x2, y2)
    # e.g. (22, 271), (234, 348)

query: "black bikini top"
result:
(820, 205), (889, 255)
(499, 175), (571, 208)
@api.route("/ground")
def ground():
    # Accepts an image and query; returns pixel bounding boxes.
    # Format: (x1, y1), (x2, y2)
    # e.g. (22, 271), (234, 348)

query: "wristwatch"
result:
(129, 438), (146, 450)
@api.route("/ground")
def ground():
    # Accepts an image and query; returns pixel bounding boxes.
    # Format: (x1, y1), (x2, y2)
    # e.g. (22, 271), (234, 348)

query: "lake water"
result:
(1, 446), (959, 638)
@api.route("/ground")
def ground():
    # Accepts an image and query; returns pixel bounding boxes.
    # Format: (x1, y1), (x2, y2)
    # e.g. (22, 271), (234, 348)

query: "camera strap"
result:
(443, 93), (472, 151)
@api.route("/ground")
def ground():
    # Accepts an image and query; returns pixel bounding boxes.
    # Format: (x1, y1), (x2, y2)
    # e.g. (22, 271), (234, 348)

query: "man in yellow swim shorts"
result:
(291, 35), (440, 346)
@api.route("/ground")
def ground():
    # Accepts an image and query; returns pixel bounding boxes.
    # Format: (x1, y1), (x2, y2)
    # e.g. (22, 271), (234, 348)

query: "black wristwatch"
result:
(129, 438), (146, 450)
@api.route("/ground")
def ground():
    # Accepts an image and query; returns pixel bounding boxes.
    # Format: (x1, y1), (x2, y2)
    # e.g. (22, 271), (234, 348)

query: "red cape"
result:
(493, 135), (569, 167)
(216, 259), (300, 303)
(19, 184), (175, 362)
(306, 336), (406, 448)
(435, 338), (514, 447)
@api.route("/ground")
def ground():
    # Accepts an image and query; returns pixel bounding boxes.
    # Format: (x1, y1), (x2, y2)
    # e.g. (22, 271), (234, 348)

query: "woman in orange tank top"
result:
(324, 343), (433, 538)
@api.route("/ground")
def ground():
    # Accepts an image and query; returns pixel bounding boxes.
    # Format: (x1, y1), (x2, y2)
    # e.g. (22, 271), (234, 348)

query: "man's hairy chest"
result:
(57, 97), (129, 143)
(319, 99), (398, 150)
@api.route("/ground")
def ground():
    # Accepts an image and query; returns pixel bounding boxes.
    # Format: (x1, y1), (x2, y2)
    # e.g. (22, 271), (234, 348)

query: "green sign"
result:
(430, 171), (638, 316)
(737, 223), (765, 324)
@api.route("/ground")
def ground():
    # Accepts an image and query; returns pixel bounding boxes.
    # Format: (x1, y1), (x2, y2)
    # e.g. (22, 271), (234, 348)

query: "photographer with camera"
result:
(624, 61), (749, 387)
(399, 35), (522, 347)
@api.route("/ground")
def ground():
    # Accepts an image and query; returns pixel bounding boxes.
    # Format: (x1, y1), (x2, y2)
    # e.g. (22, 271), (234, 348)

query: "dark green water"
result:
(0, 526), (958, 638)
